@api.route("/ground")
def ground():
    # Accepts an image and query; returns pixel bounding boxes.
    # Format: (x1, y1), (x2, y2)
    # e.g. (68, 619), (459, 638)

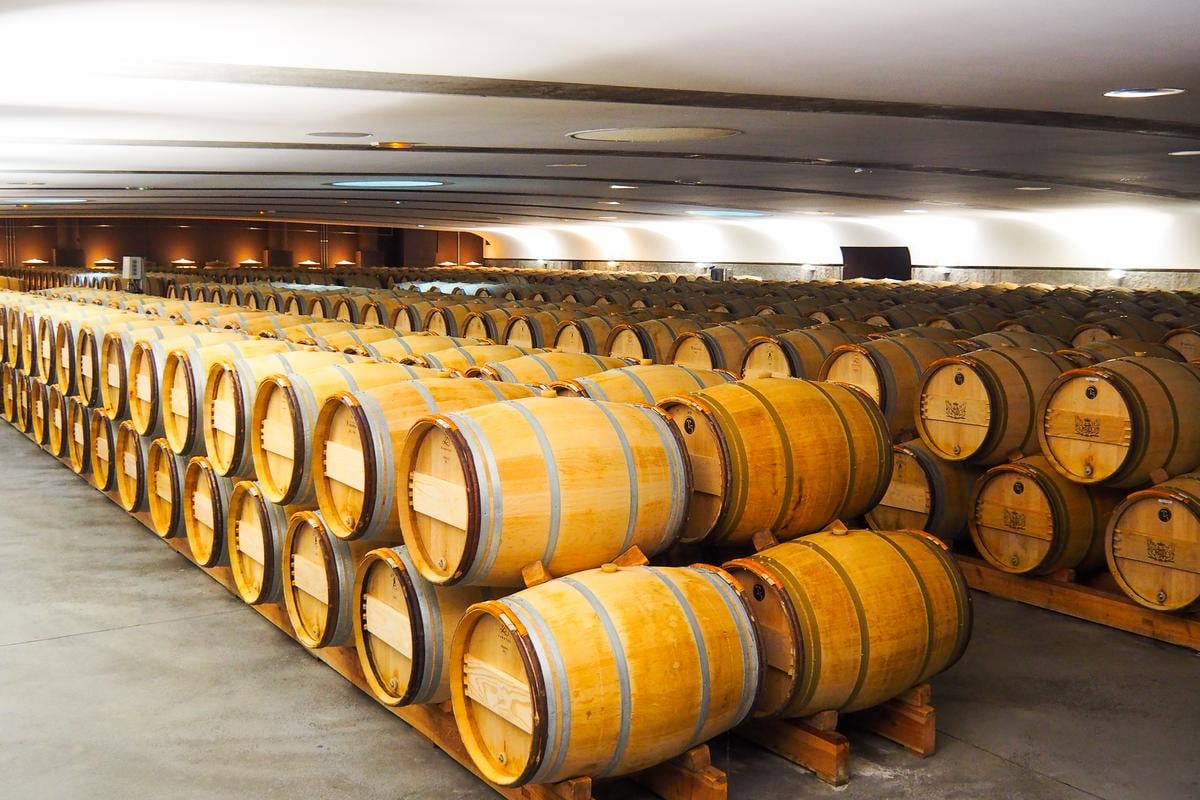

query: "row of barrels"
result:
(17, 283), (1200, 616)
(1, 286), (972, 789)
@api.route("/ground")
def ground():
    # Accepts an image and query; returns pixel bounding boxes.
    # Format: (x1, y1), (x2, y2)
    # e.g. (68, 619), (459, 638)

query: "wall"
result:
(0, 218), (484, 270)
(475, 201), (1200, 288)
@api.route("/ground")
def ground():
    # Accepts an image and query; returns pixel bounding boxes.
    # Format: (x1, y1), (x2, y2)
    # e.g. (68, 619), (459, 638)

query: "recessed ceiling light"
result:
(903, 209), (929, 214)
(569, 127), (742, 143)
(176, 225), (191, 228)
(1168, 150), (1200, 156)
(5, 181), (44, 186)
(686, 209), (766, 218)
(308, 131), (373, 138)
(247, 226), (264, 231)
(329, 179), (445, 188)
(7, 197), (87, 204)
(596, 216), (619, 220)
(1015, 186), (1053, 191)
(125, 186), (149, 191)
(609, 184), (638, 190)
(372, 141), (414, 149)
(801, 210), (833, 216)
(547, 163), (588, 168)
(417, 224), (426, 228)
(600, 200), (622, 205)
(1103, 88), (1186, 98)
(93, 224), (112, 228)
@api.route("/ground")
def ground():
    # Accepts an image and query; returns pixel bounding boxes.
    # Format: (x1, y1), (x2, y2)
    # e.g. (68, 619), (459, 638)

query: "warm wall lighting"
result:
(372, 141), (414, 149)
(1108, 268), (1127, 279)
(240, 259), (263, 266)
(335, 259), (356, 267)
(93, 258), (117, 268)
(22, 258), (48, 265)
(438, 260), (457, 266)
(464, 261), (482, 266)
(606, 260), (620, 267)
(1103, 88), (1186, 98)
(171, 258), (196, 266)
(297, 259), (320, 267)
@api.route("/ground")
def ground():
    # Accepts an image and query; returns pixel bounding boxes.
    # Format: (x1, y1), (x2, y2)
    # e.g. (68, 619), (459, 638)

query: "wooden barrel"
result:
(916, 347), (1073, 464)
(45, 384), (69, 457)
(14, 371), (31, 433)
(406, 344), (545, 372)
(810, 300), (885, 324)
(1054, 337), (1184, 367)
(1071, 315), (1168, 347)
(998, 310), (1080, 340)
(552, 364), (733, 404)
(864, 303), (939, 329)
(353, 545), (493, 706)
(252, 362), (443, 505)
(669, 319), (786, 373)
(966, 331), (1068, 351)
(658, 378), (892, 545)
(147, 437), (188, 538)
(969, 456), (1122, 575)
(127, 330), (249, 436)
(309, 327), (401, 354)
(314, 379), (537, 542)
(202, 350), (364, 477)
(927, 307), (1006, 333)
(819, 337), (963, 439)
(77, 319), (173, 407)
(1161, 325), (1200, 362)
(865, 439), (982, 544)
(1105, 474), (1200, 612)
(53, 310), (134, 394)
(606, 317), (703, 363)
(0, 363), (14, 422)
(723, 529), (970, 718)
(182, 456), (235, 567)
(29, 378), (49, 445)
(450, 563), (759, 786)
(360, 296), (409, 327)
(274, 321), (358, 346)
(471, 352), (627, 385)
(740, 324), (868, 379)
(503, 309), (593, 348)
(1038, 357), (1200, 487)
(226, 480), (293, 604)
(114, 419), (150, 512)
(282, 510), (380, 648)
(160, 338), (296, 455)
(399, 397), (689, 586)
(235, 314), (314, 337)
(358, 335), (486, 362)
(551, 315), (621, 354)
(462, 307), (518, 341)
(425, 301), (502, 337)
(99, 323), (192, 418)
(66, 396), (91, 474)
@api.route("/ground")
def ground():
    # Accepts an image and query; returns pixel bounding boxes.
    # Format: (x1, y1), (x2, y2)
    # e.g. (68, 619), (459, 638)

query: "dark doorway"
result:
(840, 246), (912, 280)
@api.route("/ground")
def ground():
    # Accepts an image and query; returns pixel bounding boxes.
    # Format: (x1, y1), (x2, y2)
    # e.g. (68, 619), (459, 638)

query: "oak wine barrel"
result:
(865, 439), (982, 544)
(552, 364), (733, 404)
(451, 563), (759, 786)
(1105, 474), (1200, 612)
(227, 480), (293, 605)
(658, 378), (892, 545)
(969, 456), (1122, 575)
(147, 437), (188, 538)
(114, 419), (150, 512)
(470, 352), (627, 385)
(66, 396), (91, 473)
(400, 397), (689, 586)
(723, 529), (970, 717)
(182, 456), (235, 567)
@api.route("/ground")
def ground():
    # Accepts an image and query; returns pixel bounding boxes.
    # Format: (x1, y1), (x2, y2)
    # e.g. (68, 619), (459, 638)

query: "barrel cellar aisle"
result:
(0, 419), (1195, 799)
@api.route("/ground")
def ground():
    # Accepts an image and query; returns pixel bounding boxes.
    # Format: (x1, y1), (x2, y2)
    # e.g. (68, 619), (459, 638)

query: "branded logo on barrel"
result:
(945, 400), (968, 420)
(1146, 539), (1176, 564)
(1074, 417), (1101, 437)
(1003, 508), (1027, 530)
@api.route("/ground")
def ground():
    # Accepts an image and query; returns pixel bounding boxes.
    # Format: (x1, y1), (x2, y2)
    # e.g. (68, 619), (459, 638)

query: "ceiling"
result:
(0, 0), (1198, 231)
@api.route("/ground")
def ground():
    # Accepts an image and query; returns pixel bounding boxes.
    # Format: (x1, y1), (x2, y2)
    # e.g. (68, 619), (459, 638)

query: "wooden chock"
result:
(633, 744), (728, 800)
(522, 561), (554, 588)
(828, 519), (850, 535)
(847, 682), (937, 758)
(737, 716), (850, 786)
(1150, 468), (1170, 485)
(545, 777), (592, 800)
(1006, 448), (1026, 462)
(613, 545), (650, 568)
(751, 529), (781, 552)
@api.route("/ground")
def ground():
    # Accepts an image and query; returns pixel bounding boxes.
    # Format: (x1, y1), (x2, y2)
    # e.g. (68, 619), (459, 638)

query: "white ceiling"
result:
(0, 0), (1197, 230)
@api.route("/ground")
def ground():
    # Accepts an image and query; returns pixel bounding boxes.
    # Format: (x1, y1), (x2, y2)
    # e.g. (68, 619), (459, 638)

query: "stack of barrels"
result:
(20, 265), (1200, 788)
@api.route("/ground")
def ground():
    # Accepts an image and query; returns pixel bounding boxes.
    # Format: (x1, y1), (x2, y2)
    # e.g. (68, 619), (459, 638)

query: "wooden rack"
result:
(736, 684), (936, 786)
(956, 555), (1200, 651)
(23, 424), (728, 800)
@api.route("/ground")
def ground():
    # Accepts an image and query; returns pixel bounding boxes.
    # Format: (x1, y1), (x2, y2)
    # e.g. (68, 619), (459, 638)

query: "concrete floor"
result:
(0, 420), (1197, 800)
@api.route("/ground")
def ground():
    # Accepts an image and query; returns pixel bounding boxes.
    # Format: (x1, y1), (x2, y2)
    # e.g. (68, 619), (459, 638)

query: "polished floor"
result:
(0, 421), (1196, 800)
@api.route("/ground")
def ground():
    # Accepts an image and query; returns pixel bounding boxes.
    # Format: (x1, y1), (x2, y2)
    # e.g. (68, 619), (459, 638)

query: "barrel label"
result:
(1146, 538), (1176, 564)
(1073, 417), (1101, 438)
(944, 400), (968, 420)
(1002, 508), (1027, 530)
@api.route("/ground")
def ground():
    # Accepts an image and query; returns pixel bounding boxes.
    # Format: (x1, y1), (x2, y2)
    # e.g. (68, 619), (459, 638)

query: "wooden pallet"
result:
(736, 684), (936, 786)
(17, 422), (727, 800)
(956, 555), (1200, 651)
